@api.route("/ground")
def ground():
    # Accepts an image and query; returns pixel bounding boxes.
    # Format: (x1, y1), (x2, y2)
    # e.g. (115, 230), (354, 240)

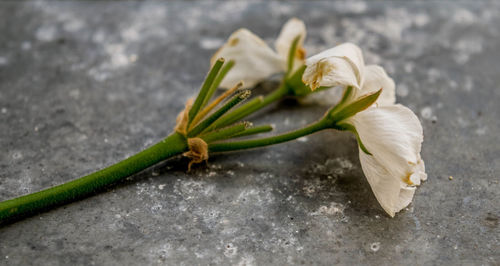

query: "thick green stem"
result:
(209, 118), (329, 152)
(0, 133), (188, 224)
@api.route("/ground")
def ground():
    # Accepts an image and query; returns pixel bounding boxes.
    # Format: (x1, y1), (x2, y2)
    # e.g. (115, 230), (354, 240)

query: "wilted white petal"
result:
(347, 105), (426, 216)
(359, 65), (396, 106)
(302, 56), (360, 91)
(303, 43), (365, 90)
(274, 18), (307, 71)
(211, 29), (284, 89)
(359, 150), (417, 217)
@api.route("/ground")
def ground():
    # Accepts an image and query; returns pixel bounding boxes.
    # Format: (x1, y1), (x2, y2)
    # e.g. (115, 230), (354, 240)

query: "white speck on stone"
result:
(297, 136), (308, 142)
(312, 202), (345, 216)
(106, 44), (130, 68)
(420, 106), (437, 121)
(236, 255), (256, 266)
(427, 68), (441, 82)
(337, 1), (367, 14)
(69, 89), (80, 99)
(396, 83), (410, 97)
(151, 204), (162, 212)
(151, 171), (159, 177)
(12, 151), (23, 160)
(92, 30), (106, 43)
(453, 8), (477, 25)
(208, 171), (217, 177)
(36, 25), (57, 42)
(63, 19), (84, 32)
(457, 117), (469, 127)
(414, 13), (430, 27)
(363, 8), (429, 43)
(1, 107), (7, 114)
(158, 184), (166, 190)
(449, 80), (458, 89)
(129, 54), (138, 63)
(88, 68), (110, 82)
(475, 126), (487, 135)
(227, 170), (235, 176)
(453, 37), (483, 64)
(199, 38), (224, 50)
(464, 76), (474, 92)
(122, 27), (140, 42)
(0, 56), (8, 66)
(21, 41), (32, 50)
(404, 62), (414, 73)
(370, 242), (381, 252)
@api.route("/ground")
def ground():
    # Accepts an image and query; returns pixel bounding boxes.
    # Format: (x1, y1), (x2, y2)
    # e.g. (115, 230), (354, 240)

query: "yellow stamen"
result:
(403, 172), (414, 185)
(305, 59), (334, 91)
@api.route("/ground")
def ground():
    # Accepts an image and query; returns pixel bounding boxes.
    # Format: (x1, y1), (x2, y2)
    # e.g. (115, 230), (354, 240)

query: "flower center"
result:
(309, 59), (334, 90)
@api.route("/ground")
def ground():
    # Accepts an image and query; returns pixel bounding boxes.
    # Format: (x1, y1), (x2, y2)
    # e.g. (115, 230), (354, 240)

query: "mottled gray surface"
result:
(0, 1), (499, 265)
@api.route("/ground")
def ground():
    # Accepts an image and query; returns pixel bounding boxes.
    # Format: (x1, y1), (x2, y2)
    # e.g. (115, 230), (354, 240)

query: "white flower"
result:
(211, 18), (306, 89)
(302, 42), (425, 216)
(302, 42), (395, 105)
(303, 43), (364, 91)
(346, 105), (427, 217)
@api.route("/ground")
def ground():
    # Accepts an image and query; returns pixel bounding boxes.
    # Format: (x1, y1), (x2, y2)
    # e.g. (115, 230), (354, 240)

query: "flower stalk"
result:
(1, 18), (427, 222)
(0, 133), (188, 223)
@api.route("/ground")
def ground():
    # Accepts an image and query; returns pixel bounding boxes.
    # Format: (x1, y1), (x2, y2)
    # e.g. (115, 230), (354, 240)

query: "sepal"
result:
(328, 88), (382, 123)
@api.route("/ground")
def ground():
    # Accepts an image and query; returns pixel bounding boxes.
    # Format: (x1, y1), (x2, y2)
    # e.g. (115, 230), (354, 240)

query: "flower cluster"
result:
(213, 18), (426, 217)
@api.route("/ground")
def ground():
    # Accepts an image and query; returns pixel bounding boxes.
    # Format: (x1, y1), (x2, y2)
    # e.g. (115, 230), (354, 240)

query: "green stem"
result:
(200, 122), (248, 143)
(0, 133), (188, 224)
(231, 125), (273, 138)
(201, 60), (235, 109)
(208, 82), (290, 130)
(188, 90), (250, 137)
(188, 58), (224, 126)
(209, 118), (329, 152)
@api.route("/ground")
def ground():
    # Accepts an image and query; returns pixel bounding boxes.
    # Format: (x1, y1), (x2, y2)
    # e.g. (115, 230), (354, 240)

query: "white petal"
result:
(302, 56), (360, 91)
(359, 65), (396, 106)
(359, 150), (416, 217)
(349, 105), (424, 179)
(348, 105), (426, 216)
(303, 43), (365, 90)
(211, 29), (285, 89)
(274, 18), (307, 71)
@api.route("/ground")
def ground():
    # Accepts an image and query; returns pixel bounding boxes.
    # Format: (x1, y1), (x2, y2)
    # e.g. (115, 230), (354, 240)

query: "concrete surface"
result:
(0, 1), (499, 265)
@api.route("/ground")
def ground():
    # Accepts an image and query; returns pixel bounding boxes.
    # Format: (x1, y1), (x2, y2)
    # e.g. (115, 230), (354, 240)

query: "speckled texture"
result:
(1, 1), (499, 265)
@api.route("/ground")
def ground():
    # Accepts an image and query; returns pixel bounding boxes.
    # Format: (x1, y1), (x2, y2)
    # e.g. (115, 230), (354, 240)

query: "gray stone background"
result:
(0, 1), (499, 265)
